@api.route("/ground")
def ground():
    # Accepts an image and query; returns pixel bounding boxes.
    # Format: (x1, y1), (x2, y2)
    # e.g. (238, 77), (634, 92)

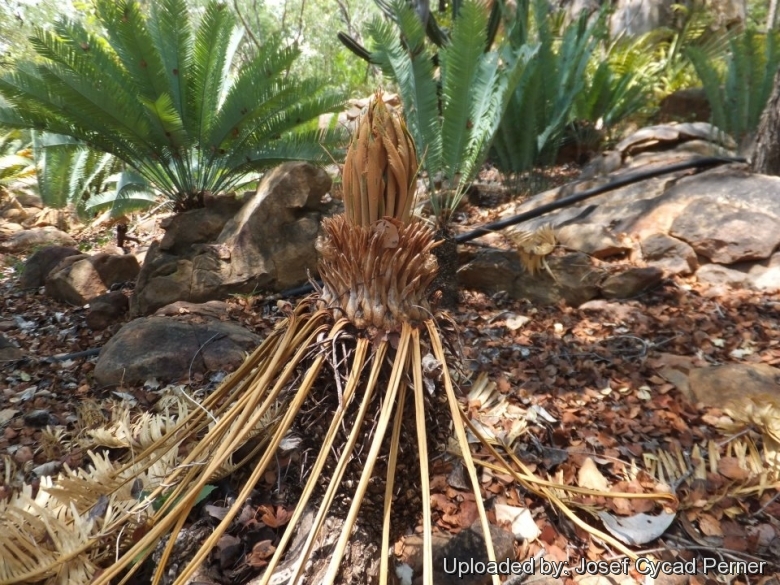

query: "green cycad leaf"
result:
(140, 93), (187, 148)
(33, 131), (81, 209)
(86, 169), (157, 218)
(440, 0), (488, 187)
(208, 43), (300, 148)
(0, 0), (345, 210)
(367, 1), (441, 180)
(147, 0), (191, 122)
(190, 2), (240, 146)
(97, 0), (169, 105)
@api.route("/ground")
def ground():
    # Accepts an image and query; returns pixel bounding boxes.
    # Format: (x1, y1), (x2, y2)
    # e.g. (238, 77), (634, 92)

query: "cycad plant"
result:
(687, 28), (780, 147)
(0, 128), (36, 195)
(0, 94), (498, 585)
(365, 0), (530, 223)
(0, 0), (344, 211)
(31, 132), (156, 219)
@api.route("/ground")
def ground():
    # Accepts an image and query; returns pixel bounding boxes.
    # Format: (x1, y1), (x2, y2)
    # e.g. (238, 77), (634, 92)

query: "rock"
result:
(641, 233), (697, 275)
(132, 162), (333, 316)
(695, 263), (750, 289)
(670, 199), (780, 263)
(18, 245), (81, 289)
(154, 300), (230, 319)
(555, 224), (632, 259)
(747, 252), (780, 292)
(614, 122), (736, 158)
(88, 253), (140, 287)
(86, 291), (130, 330)
(46, 253), (140, 305)
(696, 252), (780, 293)
(158, 195), (244, 255)
(600, 266), (664, 299)
(93, 315), (261, 386)
(0, 226), (77, 253)
(14, 192), (43, 209)
(688, 364), (780, 406)
(458, 249), (603, 306)
(0, 222), (24, 238)
(0, 334), (25, 362)
(45, 255), (106, 305)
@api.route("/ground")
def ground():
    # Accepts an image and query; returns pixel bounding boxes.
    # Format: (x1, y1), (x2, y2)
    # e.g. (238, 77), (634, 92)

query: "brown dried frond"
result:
(317, 215), (438, 330)
(509, 224), (557, 276)
(342, 90), (418, 226)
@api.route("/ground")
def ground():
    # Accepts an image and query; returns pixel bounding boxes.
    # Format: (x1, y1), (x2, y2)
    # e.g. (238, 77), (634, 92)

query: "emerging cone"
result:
(342, 91), (418, 226)
(319, 91), (436, 331)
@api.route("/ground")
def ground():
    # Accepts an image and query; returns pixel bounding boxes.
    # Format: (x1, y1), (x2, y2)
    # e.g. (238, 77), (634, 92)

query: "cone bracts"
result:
(318, 95), (438, 330)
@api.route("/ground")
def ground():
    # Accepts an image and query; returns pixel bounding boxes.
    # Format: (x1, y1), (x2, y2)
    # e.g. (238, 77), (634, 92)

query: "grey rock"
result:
(641, 233), (697, 275)
(670, 199), (780, 263)
(600, 266), (664, 299)
(46, 253), (140, 305)
(132, 162), (333, 316)
(18, 245), (80, 289)
(695, 263), (750, 288)
(458, 250), (603, 306)
(14, 192), (43, 209)
(555, 224), (631, 259)
(0, 334), (25, 362)
(45, 255), (106, 305)
(688, 363), (780, 407)
(94, 315), (261, 386)
(0, 226), (76, 253)
(86, 291), (129, 330)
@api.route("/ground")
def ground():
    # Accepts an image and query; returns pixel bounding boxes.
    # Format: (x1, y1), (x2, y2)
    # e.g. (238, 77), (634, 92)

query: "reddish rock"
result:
(641, 233), (697, 275)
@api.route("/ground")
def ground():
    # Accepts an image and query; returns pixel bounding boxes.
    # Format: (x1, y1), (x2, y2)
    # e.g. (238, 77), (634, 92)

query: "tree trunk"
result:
(750, 67), (780, 176)
(769, 0), (779, 30)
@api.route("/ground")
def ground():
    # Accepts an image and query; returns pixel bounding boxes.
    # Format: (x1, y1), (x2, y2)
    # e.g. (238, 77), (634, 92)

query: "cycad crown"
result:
(318, 93), (438, 330)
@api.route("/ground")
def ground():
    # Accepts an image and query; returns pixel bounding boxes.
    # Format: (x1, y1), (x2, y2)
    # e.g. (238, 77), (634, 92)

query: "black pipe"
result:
(454, 155), (746, 243)
(278, 155), (746, 299)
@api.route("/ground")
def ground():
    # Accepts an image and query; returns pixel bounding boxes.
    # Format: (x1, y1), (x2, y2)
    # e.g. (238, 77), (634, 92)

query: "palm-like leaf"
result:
(688, 29), (780, 144)
(0, 0), (346, 211)
(367, 2), (441, 185)
(367, 0), (527, 221)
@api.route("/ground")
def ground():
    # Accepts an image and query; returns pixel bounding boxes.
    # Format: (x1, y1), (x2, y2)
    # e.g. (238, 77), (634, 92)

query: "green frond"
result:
(440, 0), (489, 186)
(207, 43), (303, 148)
(189, 2), (241, 145)
(86, 169), (157, 218)
(366, 2), (441, 182)
(96, 0), (170, 105)
(147, 0), (192, 122)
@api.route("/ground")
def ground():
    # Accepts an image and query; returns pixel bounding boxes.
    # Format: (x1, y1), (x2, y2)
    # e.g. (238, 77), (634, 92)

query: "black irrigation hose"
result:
(454, 155), (746, 243)
(276, 155), (747, 300)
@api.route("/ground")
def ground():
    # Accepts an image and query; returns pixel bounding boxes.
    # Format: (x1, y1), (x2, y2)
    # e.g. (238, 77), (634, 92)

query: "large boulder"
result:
(46, 253), (140, 305)
(86, 291), (130, 330)
(494, 153), (780, 294)
(132, 162), (333, 316)
(93, 314), (261, 386)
